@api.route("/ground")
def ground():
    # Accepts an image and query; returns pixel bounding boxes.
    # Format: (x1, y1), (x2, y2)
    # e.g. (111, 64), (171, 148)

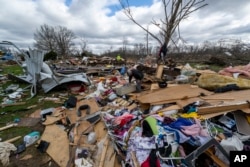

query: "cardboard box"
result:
(114, 84), (136, 96)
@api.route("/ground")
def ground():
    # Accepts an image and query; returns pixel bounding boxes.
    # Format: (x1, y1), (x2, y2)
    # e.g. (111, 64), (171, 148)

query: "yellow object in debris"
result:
(158, 112), (163, 117)
(246, 114), (250, 124)
(180, 112), (204, 119)
(116, 54), (122, 61)
(99, 77), (106, 81)
(197, 73), (250, 90)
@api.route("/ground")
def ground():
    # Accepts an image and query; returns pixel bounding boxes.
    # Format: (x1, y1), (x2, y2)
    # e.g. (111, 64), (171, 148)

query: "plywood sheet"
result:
(137, 84), (213, 104)
(41, 124), (69, 167)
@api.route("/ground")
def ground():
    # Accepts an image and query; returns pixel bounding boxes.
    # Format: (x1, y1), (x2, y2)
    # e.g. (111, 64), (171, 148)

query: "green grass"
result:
(208, 64), (223, 72)
(1, 64), (24, 75)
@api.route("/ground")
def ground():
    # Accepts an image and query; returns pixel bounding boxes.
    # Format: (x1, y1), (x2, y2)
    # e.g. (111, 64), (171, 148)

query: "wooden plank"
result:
(1, 102), (26, 107)
(205, 148), (228, 167)
(0, 123), (18, 131)
(4, 136), (22, 143)
(41, 124), (69, 167)
(156, 65), (164, 79)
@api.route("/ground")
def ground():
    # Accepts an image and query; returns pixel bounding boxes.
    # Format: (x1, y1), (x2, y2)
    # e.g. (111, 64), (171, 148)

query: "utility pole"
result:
(146, 25), (149, 56)
(146, 23), (160, 56)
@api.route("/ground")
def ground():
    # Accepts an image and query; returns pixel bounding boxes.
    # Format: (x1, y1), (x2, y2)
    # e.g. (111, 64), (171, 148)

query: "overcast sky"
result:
(1, 0), (250, 55)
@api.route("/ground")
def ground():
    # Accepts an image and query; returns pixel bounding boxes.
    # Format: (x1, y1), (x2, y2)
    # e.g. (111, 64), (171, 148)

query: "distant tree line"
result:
(33, 23), (250, 66)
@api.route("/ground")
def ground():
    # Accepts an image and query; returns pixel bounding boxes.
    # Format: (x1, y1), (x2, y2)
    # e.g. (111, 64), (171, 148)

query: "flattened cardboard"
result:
(41, 124), (69, 167)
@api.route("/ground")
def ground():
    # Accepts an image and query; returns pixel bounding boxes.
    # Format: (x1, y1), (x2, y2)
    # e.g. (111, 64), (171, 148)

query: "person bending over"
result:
(127, 66), (144, 92)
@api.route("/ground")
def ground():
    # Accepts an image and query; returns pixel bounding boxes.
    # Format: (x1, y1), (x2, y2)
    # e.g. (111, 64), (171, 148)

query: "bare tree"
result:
(119, 0), (207, 47)
(34, 24), (75, 57)
(54, 26), (75, 57)
(34, 24), (57, 52)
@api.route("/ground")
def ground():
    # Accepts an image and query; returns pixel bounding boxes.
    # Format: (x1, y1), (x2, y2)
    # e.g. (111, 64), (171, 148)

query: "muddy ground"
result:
(7, 122), (60, 167)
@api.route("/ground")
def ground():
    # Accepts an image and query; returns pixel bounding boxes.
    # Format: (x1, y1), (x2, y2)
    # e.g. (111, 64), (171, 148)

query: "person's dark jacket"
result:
(159, 43), (167, 57)
(128, 69), (144, 83)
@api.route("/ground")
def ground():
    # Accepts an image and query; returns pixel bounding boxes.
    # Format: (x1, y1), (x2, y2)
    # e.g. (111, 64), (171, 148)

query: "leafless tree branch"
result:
(119, 0), (208, 48)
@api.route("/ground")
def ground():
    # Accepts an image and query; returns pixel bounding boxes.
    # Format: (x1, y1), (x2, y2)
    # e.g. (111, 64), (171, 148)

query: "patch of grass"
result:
(208, 64), (223, 72)
(1, 92), (63, 123)
(1, 64), (24, 75)
(0, 126), (31, 142)
(189, 63), (223, 72)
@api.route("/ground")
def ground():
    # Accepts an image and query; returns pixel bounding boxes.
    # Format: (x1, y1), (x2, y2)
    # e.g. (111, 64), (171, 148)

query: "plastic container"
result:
(87, 132), (97, 144)
(40, 108), (54, 121)
(108, 92), (117, 101)
(24, 131), (40, 147)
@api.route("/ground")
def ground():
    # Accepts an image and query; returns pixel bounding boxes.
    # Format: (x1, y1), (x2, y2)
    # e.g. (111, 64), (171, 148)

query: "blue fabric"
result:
(120, 66), (127, 75)
(168, 118), (194, 131)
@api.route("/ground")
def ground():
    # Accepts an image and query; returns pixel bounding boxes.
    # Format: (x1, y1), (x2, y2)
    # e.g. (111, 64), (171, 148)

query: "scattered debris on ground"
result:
(2, 43), (250, 167)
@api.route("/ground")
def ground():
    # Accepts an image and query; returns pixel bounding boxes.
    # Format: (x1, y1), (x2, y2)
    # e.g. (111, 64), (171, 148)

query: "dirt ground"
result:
(7, 122), (60, 167)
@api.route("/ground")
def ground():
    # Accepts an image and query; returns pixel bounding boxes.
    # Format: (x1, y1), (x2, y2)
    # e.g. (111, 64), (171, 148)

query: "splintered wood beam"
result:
(0, 123), (18, 131)
(197, 101), (250, 115)
(4, 136), (22, 143)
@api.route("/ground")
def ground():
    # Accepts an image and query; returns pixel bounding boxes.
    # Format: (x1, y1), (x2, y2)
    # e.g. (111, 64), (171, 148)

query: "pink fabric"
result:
(218, 64), (250, 78)
(113, 112), (134, 127)
(180, 119), (209, 137)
